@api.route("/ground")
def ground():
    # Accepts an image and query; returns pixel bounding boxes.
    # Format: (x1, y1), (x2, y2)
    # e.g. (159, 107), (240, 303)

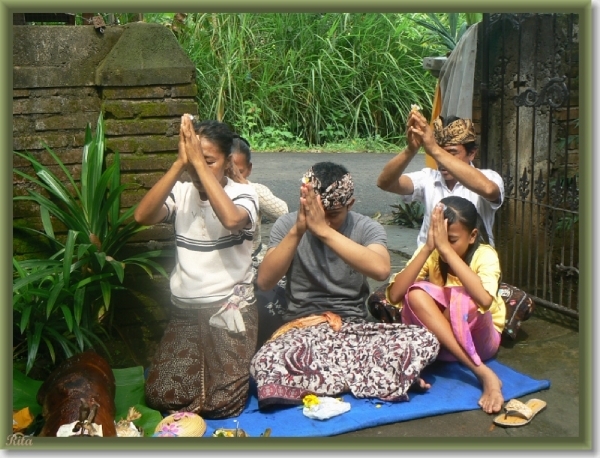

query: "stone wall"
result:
(13, 22), (197, 257)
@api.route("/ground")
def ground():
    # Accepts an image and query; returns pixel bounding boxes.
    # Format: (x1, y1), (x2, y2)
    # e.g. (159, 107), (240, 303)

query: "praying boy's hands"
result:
(300, 182), (328, 237)
(181, 114), (205, 167)
(176, 115), (189, 169)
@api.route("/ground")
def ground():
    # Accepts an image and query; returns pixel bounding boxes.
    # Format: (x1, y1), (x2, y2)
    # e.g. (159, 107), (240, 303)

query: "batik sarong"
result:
(250, 318), (439, 409)
(145, 284), (258, 419)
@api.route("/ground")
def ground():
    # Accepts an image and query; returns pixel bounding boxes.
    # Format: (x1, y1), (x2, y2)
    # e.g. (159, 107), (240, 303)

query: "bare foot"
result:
(409, 376), (432, 393)
(475, 365), (504, 413)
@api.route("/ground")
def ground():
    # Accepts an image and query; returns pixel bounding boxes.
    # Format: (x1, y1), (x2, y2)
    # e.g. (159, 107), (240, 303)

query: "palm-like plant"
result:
(411, 13), (482, 53)
(13, 113), (167, 375)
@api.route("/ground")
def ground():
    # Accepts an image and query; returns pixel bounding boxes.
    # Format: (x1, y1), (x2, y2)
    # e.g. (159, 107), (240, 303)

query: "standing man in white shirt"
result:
(377, 110), (504, 247)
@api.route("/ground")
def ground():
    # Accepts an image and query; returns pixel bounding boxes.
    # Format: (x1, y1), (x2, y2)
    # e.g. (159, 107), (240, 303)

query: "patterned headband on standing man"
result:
(433, 116), (477, 146)
(301, 167), (354, 210)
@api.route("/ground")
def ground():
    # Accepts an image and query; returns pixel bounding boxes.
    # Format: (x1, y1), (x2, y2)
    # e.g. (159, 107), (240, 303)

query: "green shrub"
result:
(390, 200), (425, 228)
(176, 13), (440, 149)
(13, 114), (167, 376)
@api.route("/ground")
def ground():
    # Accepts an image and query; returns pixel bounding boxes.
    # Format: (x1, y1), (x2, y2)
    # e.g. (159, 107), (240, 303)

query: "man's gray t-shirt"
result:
(268, 211), (387, 321)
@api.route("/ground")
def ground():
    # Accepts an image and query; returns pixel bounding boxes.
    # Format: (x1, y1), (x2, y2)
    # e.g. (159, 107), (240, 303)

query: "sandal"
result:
(493, 398), (547, 427)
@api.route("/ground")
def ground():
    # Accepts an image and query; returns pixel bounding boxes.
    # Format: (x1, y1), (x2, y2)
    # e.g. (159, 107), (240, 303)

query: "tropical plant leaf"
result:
(13, 265), (60, 296)
(59, 304), (74, 333)
(113, 366), (163, 436)
(45, 325), (76, 357)
(107, 259), (125, 283)
(62, 230), (77, 285)
(79, 327), (109, 356)
(41, 336), (56, 365)
(46, 280), (65, 319)
(90, 164), (116, 237)
(40, 206), (55, 240)
(18, 305), (32, 334)
(100, 280), (112, 311)
(14, 190), (85, 234)
(125, 257), (169, 279)
(72, 322), (85, 351)
(12, 369), (44, 417)
(31, 163), (77, 211)
(26, 322), (45, 375)
(127, 404), (163, 437)
(108, 150), (123, 228)
(73, 287), (85, 326)
(41, 142), (83, 204)
(75, 272), (114, 289)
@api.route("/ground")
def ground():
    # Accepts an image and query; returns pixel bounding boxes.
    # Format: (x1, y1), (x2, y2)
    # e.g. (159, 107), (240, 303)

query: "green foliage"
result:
(112, 366), (163, 436)
(239, 101), (305, 151)
(556, 118), (579, 150)
(555, 214), (578, 233)
(411, 13), (482, 52)
(175, 13), (440, 150)
(13, 368), (44, 417)
(13, 114), (168, 375)
(390, 200), (425, 228)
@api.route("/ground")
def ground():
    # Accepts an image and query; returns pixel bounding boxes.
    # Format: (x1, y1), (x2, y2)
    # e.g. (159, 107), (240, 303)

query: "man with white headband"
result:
(250, 162), (440, 409)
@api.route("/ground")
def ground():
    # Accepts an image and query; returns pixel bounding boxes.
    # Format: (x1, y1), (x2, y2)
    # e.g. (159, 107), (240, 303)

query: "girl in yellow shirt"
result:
(387, 196), (506, 414)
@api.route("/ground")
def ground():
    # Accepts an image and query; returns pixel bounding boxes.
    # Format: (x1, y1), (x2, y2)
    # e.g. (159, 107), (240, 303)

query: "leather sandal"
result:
(493, 398), (547, 427)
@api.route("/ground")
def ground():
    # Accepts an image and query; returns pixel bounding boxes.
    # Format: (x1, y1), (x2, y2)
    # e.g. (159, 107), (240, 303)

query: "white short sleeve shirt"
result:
(401, 165), (504, 247)
(164, 178), (258, 307)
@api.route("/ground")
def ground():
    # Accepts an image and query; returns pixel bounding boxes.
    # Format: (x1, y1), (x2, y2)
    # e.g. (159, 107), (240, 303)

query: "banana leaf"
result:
(113, 366), (163, 437)
(12, 369), (43, 417)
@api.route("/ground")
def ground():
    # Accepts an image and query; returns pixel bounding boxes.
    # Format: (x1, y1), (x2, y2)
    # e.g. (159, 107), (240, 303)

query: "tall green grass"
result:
(176, 13), (448, 150)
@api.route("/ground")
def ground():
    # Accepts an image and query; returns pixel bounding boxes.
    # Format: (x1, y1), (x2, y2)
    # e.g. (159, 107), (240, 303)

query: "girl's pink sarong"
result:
(401, 281), (500, 366)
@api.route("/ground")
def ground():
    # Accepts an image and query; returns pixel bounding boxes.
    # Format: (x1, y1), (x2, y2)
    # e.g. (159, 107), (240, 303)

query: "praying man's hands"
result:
(408, 111), (437, 153)
(300, 182), (328, 237)
(406, 111), (423, 153)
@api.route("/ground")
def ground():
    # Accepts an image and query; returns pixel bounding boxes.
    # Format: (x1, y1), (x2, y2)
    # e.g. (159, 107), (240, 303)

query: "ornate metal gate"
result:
(479, 13), (579, 317)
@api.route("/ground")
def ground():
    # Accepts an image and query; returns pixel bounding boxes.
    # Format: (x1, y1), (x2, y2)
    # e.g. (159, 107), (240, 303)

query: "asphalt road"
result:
(248, 152), (426, 217)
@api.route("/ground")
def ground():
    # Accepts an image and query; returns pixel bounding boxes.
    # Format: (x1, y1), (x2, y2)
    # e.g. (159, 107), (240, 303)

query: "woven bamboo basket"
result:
(154, 413), (206, 437)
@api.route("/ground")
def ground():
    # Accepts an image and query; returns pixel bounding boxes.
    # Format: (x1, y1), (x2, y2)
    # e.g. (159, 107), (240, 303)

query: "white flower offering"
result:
(411, 104), (421, 113)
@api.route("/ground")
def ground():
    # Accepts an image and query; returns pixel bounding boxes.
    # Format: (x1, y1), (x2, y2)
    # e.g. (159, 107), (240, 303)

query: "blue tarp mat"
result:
(204, 359), (550, 437)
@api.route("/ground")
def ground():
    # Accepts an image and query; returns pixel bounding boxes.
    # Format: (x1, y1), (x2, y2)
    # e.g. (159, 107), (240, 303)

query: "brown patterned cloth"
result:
(433, 116), (477, 146)
(145, 300), (258, 419)
(250, 319), (439, 409)
(302, 167), (354, 210)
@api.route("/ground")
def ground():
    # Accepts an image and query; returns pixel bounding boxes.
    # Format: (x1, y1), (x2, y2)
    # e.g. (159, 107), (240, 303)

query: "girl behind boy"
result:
(229, 137), (289, 267)
(386, 195), (506, 414)
(229, 138), (289, 348)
